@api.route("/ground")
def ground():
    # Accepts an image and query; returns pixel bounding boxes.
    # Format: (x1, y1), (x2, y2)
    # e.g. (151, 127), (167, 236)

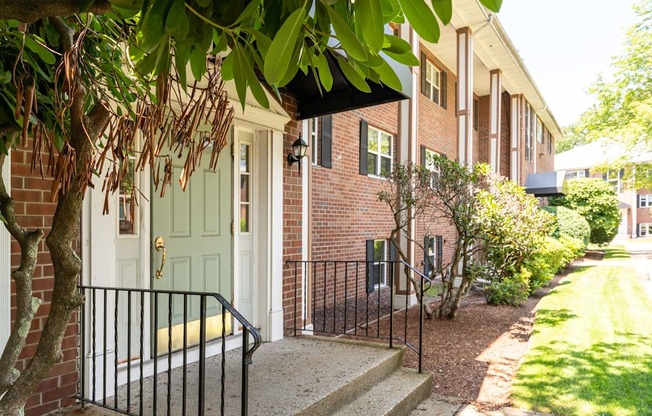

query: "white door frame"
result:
(1, 153), (11, 350)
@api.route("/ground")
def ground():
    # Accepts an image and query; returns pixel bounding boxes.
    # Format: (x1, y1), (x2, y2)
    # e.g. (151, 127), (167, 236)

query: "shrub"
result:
(526, 237), (565, 294)
(559, 235), (586, 266)
(486, 268), (531, 306)
(542, 206), (591, 246)
(548, 179), (620, 245)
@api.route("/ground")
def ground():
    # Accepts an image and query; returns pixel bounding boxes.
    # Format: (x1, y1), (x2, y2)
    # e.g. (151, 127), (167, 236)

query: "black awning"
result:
(286, 51), (411, 120)
(525, 171), (568, 197)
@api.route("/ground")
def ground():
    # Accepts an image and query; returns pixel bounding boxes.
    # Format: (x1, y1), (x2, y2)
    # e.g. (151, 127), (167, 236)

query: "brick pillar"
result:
(489, 69), (502, 174)
(456, 27), (474, 166)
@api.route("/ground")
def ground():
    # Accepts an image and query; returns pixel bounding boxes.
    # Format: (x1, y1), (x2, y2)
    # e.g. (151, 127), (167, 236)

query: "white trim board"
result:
(1, 153), (11, 349)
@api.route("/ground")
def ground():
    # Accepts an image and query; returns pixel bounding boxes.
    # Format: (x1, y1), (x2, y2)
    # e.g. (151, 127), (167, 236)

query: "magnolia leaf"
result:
(431, 0), (452, 24)
(264, 5), (306, 85)
(478, 0), (502, 12)
(221, 52), (235, 80)
(165, 0), (188, 35)
(235, 0), (263, 24)
(239, 47), (270, 108)
(336, 56), (371, 93)
(233, 45), (249, 111)
(23, 35), (56, 65)
(383, 34), (411, 54)
(357, 0), (384, 53)
(189, 44), (207, 81)
(380, 0), (401, 23)
(384, 50), (419, 66)
(315, 52), (333, 91)
(397, 0), (440, 43)
(326, 4), (369, 62)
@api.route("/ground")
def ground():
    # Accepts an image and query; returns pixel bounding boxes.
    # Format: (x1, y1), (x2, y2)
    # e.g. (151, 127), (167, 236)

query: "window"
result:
(473, 99), (479, 131)
(639, 194), (652, 208)
(309, 117), (319, 165)
(118, 158), (138, 236)
(424, 61), (441, 105)
(603, 169), (624, 193)
(424, 235), (442, 278)
(565, 169), (587, 180)
(367, 126), (393, 176)
(423, 147), (440, 187)
(239, 144), (251, 232)
(366, 239), (388, 291)
(639, 223), (652, 237)
(536, 118), (544, 144)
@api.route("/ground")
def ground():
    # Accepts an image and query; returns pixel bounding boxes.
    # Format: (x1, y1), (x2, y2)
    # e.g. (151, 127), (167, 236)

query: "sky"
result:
(497, 0), (639, 128)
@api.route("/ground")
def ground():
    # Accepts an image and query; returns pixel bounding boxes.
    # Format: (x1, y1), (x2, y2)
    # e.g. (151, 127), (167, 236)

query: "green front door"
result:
(152, 139), (233, 353)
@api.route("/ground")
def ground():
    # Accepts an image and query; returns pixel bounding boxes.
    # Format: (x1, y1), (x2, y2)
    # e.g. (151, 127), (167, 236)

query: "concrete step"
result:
(295, 338), (406, 416)
(332, 368), (433, 416)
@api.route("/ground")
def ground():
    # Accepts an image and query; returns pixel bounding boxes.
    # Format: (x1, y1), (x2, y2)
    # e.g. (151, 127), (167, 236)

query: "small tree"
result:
(549, 179), (620, 245)
(379, 156), (489, 319)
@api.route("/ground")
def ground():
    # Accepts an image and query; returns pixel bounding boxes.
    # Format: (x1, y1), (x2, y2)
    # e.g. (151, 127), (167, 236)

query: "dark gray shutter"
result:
(637, 223), (640, 237)
(420, 145), (426, 166)
(638, 194), (641, 207)
(420, 52), (427, 96)
(423, 236), (431, 277)
(436, 235), (443, 271)
(320, 115), (332, 168)
(359, 119), (368, 175)
(366, 240), (375, 293)
(441, 71), (448, 109)
(585, 169), (590, 177)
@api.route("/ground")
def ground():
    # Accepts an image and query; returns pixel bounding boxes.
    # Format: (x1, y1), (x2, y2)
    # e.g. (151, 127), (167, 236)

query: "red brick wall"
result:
(10, 144), (78, 416)
(477, 95), (490, 166)
(499, 92), (511, 178)
(281, 94), (304, 331)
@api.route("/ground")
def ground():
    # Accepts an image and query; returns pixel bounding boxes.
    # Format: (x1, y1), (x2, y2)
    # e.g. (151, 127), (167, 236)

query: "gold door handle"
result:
(154, 236), (166, 279)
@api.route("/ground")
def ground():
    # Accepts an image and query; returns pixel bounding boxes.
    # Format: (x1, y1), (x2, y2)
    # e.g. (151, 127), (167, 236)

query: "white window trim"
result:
(309, 117), (319, 166)
(424, 148), (440, 188)
(424, 61), (441, 105)
(565, 170), (587, 180)
(367, 126), (393, 177)
(640, 223), (652, 236)
(640, 194), (652, 208)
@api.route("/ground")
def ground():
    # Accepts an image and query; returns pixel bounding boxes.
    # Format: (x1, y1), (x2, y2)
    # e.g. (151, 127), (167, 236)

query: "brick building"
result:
(556, 140), (652, 239)
(0, 1), (561, 414)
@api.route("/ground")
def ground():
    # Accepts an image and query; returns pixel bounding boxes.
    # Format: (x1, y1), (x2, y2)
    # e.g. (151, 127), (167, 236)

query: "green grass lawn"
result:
(603, 245), (630, 260)
(511, 265), (652, 416)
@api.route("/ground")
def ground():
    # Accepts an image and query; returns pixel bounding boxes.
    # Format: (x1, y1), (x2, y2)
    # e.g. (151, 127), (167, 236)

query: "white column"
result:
(267, 130), (285, 341)
(510, 95), (521, 182)
(489, 70), (502, 174)
(1, 153), (10, 350)
(457, 28), (474, 166)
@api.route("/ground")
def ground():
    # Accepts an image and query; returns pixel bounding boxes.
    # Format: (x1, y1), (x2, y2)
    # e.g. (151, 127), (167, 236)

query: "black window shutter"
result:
(423, 236), (431, 277)
(420, 145), (426, 166)
(585, 169), (590, 177)
(366, 240), (375, 293)
(638, 194), (641, 207)
(436, 236), (443, 271)
(359, 119), (368, 175)
(320, 115), (333, 168)
(637, 223), (640, 237)
(441, 71), (448, 109)
(420, 52), (427, 96)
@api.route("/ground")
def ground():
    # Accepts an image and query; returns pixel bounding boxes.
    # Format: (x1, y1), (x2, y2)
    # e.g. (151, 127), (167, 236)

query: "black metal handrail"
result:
(285, 259), (432, 373)
(76, 285), (261, 416)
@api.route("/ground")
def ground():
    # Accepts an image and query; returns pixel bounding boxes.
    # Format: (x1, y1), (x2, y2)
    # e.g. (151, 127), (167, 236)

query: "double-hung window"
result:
(640, 194), (652, 208)
(565, 169), (587, 180)
(424, 61), (441, 105)
(366, 239), (388, 291)
(423, 147), (440, 188)
(367, 126), (393, 176)
(639, 223), (652, 237)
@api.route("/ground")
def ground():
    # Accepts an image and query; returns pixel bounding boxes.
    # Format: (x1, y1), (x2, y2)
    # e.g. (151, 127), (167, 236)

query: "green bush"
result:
(559, 235), (586, 266)
(542, 206), (591, 246)
(526, 237), (565, 294)
(486, 268), (531, 306)
(548, 179), (620, 245)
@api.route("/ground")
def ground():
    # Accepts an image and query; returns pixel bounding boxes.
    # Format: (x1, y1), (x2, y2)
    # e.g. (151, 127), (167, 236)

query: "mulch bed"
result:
(310, 267), (575, 409)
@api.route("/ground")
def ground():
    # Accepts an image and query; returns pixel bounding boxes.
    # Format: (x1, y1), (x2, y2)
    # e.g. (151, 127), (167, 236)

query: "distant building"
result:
(555, 140), (652, 238)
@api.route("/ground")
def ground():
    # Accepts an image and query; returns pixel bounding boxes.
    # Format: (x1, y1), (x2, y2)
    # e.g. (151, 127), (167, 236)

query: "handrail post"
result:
(242, 330), (250, 416)
(419, 275), (424, 373)
(389, 261), (394, 349)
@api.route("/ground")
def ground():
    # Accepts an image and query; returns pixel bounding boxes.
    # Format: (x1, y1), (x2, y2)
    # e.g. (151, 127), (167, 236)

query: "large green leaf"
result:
(326, 4), (368, 62)
(374, 60), (402, 91)
(315, 52), (333, 91)
(356, 0), (384, 53)
(189, 44), (207, 81)
(431, 0), (452, 24)
(232, 45), (249, 111)
(23, 35), (56, 65)
(383, 34), (411, 54)
(478, 0), (502, 12)
(263, 5), (307, 85)
(384, 50), (419, 66)
(165, 0), (189, 38)
(380, 0), (400, 24)
(336, 56), (371, 93)
(239, 47), (270, 108)
(397, 0), (440, 43)
(235, 0), (263, 24)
